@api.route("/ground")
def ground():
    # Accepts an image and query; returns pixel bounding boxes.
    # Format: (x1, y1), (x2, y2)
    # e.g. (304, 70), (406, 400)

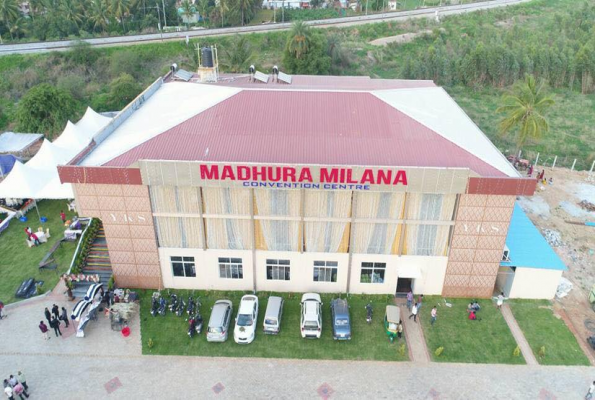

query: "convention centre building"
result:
(58, 71), (538, 298)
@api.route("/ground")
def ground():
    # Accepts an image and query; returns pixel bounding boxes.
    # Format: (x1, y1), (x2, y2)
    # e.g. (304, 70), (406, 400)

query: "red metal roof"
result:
(105, 90), (504, 177)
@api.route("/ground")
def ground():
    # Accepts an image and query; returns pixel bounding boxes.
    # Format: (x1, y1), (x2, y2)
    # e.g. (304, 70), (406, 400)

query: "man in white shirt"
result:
(408, 303), (418, 323)
(4, 382), (13, 400)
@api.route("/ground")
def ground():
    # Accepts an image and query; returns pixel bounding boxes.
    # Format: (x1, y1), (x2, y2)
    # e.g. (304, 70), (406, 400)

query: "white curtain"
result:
(255, 189), (300, 252)
(353, 192), (404, 254)
(304, 190), (351, 253)
(405, 194), (455, 256)
(203, 187), (251, 250)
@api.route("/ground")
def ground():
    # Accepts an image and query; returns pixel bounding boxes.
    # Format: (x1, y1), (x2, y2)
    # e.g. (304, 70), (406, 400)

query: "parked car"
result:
(300, 293), (322, 339)
(263, 296), (284, 335)
(234, 294), (258, 344)
(330, 298), (351, 340)
(206, 300), (233, 342)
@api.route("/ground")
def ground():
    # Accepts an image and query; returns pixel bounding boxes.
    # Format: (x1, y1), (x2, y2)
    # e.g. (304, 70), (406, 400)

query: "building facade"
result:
(59, 73), (536, 297)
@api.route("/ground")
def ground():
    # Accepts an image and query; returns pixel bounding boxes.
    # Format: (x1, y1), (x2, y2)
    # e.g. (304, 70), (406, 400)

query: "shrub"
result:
(108, 275), (115, 291)
(399, 343), (406, 356)
(435, 346), (444, 357)
(538, 346), (546, 358)
(147, 338), (154, 349)
(513, 346), (521, 357)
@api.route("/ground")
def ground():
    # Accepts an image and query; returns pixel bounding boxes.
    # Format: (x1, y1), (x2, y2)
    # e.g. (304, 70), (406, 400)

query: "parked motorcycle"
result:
(150, 293), (160, 317)
(158, 296), (167, 316)
(187, 296), (195, 316)
(168, 293), (178, 313)
(187, 312), (204, 338)
(176, 298), (186, 317)
(365, 303), (373, 324)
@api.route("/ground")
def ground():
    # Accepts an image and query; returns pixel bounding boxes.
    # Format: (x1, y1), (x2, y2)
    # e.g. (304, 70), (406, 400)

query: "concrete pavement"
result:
(0, 0), (533, 55)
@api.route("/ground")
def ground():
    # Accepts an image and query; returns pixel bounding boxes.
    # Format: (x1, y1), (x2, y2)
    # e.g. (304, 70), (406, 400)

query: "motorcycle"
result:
(158, 296), (167, 316)
(150, 293), (160, 317)
(168, 293), (178, 313)
(187, 296), (195, 316)
(176, 298), (186, 317)
(365, 303), (373, 324)
(187, 312), (204, 337)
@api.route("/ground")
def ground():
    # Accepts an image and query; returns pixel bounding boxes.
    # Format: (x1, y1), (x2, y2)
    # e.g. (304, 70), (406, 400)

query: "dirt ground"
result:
(517, 167), (595, 362)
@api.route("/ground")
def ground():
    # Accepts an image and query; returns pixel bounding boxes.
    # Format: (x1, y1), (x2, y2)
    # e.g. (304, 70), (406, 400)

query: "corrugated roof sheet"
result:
(105, 90), (505, 177)
(500, 204), (567, 271)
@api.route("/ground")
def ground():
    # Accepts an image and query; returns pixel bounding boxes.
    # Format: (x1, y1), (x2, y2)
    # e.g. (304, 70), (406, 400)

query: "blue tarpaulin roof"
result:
(0, 154), (21, 176)
(501, 203), (567, 271)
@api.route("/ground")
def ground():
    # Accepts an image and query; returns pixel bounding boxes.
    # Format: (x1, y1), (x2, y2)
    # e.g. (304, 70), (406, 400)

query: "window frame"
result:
(313, 260), (338, 283)
(360, 261), (386, 284)
(266, 259), (291, 281)
(170, 256), (196, 278)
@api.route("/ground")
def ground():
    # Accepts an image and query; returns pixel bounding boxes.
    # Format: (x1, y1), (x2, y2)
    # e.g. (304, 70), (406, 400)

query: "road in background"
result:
(0, 0), (532, 55)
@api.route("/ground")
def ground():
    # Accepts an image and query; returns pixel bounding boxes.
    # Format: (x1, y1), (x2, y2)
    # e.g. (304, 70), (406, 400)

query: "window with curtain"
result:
(255, 189), (300, 252)
(313, 261), (338, 282)
(171, 256), (196, 278)
(360, 262), (385, 283)
(266, 259), (291, 281)
(218, 257), (243, 279)
(353, 192), (404, 254)
(203, 187), (251, 250)
(304, 190), (351, 253)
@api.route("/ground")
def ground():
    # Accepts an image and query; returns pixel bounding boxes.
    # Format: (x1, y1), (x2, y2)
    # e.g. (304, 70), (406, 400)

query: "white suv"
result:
(234, 294), (259, 344)
(300, 293), (322, 339)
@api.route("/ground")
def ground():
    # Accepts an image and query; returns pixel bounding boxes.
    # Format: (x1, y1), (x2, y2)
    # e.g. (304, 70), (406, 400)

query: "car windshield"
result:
(304, 320), (318, 328)
(388, 322), (397, 330)
(335, 318), (349, 326)
(265, 318), (277, 325)
(208, 327), (222, 333)
(237, 314), (253, 326)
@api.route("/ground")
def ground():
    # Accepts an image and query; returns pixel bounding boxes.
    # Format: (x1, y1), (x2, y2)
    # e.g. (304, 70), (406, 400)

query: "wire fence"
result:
(517, 150), (595, 173)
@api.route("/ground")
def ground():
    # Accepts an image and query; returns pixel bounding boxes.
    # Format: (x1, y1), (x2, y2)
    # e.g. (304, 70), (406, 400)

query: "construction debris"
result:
(556, 277), (573, 299)
(578, 200), (595, 212)
(543, 229), (563, 247)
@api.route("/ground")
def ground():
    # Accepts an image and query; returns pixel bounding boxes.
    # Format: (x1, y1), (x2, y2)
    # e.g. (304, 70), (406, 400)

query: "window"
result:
(360, 262), (386, 283)
(266, 259), (290, 281)
(218, 257), (243, 279)
(171, 256), (196, 278)
(313, 261), (338, 282)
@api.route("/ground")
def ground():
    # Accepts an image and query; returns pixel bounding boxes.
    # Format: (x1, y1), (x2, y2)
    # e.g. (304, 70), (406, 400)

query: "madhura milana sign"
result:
(139, 161), (470, 193)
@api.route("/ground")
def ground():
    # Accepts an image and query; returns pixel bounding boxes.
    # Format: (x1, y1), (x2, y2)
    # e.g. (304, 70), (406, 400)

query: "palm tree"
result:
(110, 0), (130, 31)
(59, 0), (84, 28)
(180, 0), (194, 28)
(89, 0), (110, 32)
(236, 0), (253, 26)
(0, 0), (20, 39)
(222, 35), (253, 72)
(215, 0), (227, 28)
(198, 0), (209, 27)
(496, 74), (555, 153)
(287, 20), (311, 59)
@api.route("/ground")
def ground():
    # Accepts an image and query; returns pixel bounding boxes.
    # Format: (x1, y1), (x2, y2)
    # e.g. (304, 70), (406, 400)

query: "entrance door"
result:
(395, 278), (413, 297)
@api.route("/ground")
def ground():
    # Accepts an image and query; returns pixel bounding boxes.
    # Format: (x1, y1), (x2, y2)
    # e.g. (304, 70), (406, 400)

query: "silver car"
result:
(207, 300), (233, 342)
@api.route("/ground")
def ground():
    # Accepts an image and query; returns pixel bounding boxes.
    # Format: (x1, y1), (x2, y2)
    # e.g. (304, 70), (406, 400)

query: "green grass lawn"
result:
(509, 300), (590, 366)
(0, 200), (77, 304)
(419, 296), (524, 364)
(139, 289), (408, 361)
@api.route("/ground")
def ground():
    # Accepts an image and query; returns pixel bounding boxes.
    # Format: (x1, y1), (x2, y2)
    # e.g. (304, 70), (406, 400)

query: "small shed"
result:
(0, 132), (44, 157)
(496, 204), (567, 299)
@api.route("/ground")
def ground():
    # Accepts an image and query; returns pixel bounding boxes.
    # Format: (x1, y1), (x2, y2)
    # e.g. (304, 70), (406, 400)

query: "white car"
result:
(234, 294), (259, 344)
(300, 293), (322, 339)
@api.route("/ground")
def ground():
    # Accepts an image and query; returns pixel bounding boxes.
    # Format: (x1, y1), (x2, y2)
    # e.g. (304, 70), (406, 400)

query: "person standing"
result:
(12, 381), (29, 400)
(4, 380), (13, 400)
(0, 300), (5, 320)
(16, 372), (27, 392)
(60, 307), (70, 328)
(585, 381), (595, 400)
(51, 304), (60, 319)
(8, 376), (17, 388)
(397, 320), (403, 340)
(406, 290), (413, 311)
(408, 303), (418, 323)
(60, 210), (66, 224)
(39, 320), (50, 340)
(44, 307), (51, 324)
(417, 294), (424, 311)
(430, 306), (438, 326)
(497, 292), (505, 310)
(50, 316), (62, 337)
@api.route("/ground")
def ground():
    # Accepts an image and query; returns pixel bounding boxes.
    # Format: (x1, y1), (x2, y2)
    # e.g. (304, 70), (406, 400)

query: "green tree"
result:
(286, 21), (310, 60)
(0, 0), (20, 39)
(216, 0), (228, 27)
(197, 0), (210, 27)
(180, 0), (194, 28)
(235, 0), (254, 26)
(283, 32), (330, 75)
(105, 73), (142, 110)
(15, 83), (78, 138)
(496, 74), (555, 152)
(110, 0), (130, 31)
(89, 0), (111, 32)
(221, 35), (253, 72)
(59, 0), (83, 28)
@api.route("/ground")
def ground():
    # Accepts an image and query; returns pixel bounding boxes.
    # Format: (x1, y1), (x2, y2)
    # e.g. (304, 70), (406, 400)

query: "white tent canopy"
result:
(0, 108), (111, 200)
(0, 132), (43, 153)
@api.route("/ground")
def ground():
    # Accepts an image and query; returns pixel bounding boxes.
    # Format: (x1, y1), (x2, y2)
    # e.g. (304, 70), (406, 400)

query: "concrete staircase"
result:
(72, 225), (112, 299)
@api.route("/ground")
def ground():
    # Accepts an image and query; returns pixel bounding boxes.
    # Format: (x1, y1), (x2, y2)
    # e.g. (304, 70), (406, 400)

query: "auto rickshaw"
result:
(384, 305), (401, 343)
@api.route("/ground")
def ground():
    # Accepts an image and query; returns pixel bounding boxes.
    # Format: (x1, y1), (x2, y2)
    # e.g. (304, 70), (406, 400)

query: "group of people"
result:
(39, 304), (70, 340)
(406, 291), (424, 323)
(467, 300), (482, 321)
(23, 227), (40, 247)
(3, 372), (29, 400)
(528, 167), (553, 186)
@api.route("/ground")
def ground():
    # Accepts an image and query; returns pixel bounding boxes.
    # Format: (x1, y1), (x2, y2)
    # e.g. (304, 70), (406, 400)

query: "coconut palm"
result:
(60, 0), (84, 28)
(198, 0), (209, 27)
(110, 0), (130, 31)
(0, 0), (20, 39)
(89, 0), (110, 32)
(216, 0), (227, 28)
(236, 0), (253, 26)
(221, 35), (253, 72)
(287, 20), (311, 59)
(180, 0), (194, 28)
(497, 74), (555, 152)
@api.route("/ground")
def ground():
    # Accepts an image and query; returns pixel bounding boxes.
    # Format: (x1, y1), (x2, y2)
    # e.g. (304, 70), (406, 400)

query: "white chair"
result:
(46, 228), (51, 238)
(38, 227), (43, 233)
(26, 239), (35, 248)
